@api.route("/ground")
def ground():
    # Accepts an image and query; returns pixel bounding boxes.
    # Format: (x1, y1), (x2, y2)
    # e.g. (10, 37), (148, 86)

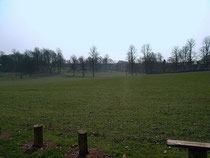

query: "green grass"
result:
(0, 71), (210, 158)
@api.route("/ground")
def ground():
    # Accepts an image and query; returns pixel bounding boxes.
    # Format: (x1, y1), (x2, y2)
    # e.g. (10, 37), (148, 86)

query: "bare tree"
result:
(70, 55), (77, 76)
(179, 46), (189, 70)
(141, 44), (155, 74)
(162, 59), (166, 73)
(127, 45), (137, 75)
(186, 38), (195, 69)
(200, 36), (210, 69)
(56, 48), (64, 73)
(171, 46), (180, 72)
(103, 54), (109, 71)
(89, 46), (99, 77)
(49, 50), (57, 72)
(141, 44), (152, 60)
(157, 52), (163, 63)
(78, 56), (86, 77)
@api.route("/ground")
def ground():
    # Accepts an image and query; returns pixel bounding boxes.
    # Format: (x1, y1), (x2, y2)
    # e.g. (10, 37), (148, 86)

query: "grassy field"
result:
(0, 71), (210, 158)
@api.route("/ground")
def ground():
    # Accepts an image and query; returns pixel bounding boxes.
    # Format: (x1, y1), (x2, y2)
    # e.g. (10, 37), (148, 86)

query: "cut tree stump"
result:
(33, 125), (43, 147)
(78, 130), (88, 156)
(167, 139), (210, 158)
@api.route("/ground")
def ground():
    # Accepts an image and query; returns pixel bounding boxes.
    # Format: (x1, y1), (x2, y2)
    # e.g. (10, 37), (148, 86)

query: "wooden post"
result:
(78, 130), (88, 156)
(33, 125), (43, 147)
(0, 125), (1, 136)
(188, 148), (207, 158)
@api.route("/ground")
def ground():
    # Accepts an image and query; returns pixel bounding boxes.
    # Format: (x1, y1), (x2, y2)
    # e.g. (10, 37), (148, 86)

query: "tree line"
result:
(68, 46), (114, 77)
(126, 36), (210, 75)
(0, 36), (210, 78)
(0, 48), (64, 78)
(0, 46), (114, 78)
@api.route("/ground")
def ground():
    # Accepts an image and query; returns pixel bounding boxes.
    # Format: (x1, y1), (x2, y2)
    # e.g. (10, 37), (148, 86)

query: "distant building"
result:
(116, 60), (127, 72)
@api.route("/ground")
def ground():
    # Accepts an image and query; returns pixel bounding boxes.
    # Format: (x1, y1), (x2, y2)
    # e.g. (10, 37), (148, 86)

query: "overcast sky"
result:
(0, 0), (210, 61)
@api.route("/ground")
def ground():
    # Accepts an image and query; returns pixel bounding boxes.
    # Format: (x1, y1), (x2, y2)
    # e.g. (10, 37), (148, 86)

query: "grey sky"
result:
(0, 0), (210, 61)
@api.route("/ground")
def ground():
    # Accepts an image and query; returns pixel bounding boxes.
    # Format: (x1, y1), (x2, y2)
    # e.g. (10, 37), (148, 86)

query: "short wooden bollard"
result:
(167, 139), (210, 158)
(78, 130), (88, 156)
(33, 125), (43, 147)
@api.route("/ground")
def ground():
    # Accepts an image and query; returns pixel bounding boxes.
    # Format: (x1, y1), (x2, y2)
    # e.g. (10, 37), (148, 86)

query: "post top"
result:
(78, 130), (87, 135)
(33, 124), (43, 128)
(167, 139), (210, 150)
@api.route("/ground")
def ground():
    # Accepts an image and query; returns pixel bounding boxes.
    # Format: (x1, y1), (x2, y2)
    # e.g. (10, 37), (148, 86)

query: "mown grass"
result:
(0, 71), (210, 158)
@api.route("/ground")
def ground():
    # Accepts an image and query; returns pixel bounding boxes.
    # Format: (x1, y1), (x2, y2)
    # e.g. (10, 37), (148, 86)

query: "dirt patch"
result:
(0, 131), (12, 139)
(65, 146), (112, 158)
(20, 140), (57, 154)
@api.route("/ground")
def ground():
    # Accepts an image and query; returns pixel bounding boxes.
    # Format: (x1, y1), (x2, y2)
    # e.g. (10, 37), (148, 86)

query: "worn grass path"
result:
(0, 71), (210, 157)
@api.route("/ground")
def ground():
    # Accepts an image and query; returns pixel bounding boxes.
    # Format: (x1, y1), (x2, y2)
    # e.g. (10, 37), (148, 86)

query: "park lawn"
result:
(0, 71), (210, 158)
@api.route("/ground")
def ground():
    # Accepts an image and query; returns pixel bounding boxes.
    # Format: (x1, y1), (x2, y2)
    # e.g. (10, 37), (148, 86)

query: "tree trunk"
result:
(82, 69), (85, 77)
(92, 65), (95, 77)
